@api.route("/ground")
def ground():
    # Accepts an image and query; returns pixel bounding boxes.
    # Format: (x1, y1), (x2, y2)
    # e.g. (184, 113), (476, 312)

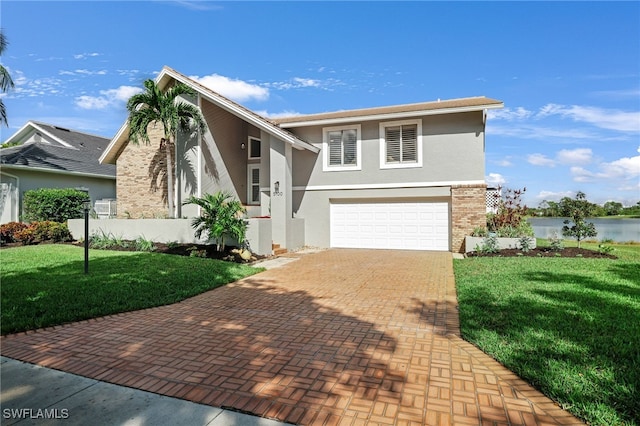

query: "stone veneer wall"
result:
(116, 124), (172, 218)
(451, 184), (487, 253)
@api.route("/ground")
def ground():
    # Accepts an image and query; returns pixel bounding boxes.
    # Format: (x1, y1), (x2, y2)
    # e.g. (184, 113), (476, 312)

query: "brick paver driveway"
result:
(1, 249), (582, 425)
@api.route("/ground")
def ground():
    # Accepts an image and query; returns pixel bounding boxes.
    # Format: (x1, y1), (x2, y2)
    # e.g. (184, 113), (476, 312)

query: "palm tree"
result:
(126, 79), (206, 217)
(0, 30), (15, 127)
(183, 191), (247, 252)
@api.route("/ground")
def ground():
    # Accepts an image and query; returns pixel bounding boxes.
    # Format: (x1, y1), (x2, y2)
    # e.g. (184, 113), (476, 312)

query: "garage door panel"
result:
(330, 202), (449, 251)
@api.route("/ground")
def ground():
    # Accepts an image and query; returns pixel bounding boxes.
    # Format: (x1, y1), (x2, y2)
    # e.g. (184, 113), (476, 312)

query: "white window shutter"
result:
(250, 167), (260, 203)
(343, 129), (357, 165)
(401, 124), (417, 162)
(386, 126), (401, 163)
(328, 131), (343, 166)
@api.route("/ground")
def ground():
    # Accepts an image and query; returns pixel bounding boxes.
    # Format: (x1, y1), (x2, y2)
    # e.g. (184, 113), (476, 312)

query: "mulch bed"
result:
(467, 247), (617, 259)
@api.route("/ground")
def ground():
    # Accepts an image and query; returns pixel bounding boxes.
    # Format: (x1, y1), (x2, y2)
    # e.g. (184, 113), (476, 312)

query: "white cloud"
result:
(527, 148), (594, 168)
(75, 85), (143, 110)
(73, 53), (101, 60)
(495, 158), (514, 167)
(527, 153), (556, 167)
(485, 173), (506, 186)
(590, 88), (640, 100)
(487, 107), (533, 121)
(534, 190), (574, 202)
(487, 123), (597, 140)
(570, 155), (640, 185)
(75, 96), (110, 110)
(60, 69), (108, 76)
(556, 148), (593, 165)
(191, 74), (269, 102)
(9, 70), (65, 98)
(539, 103), (640, 132)
(270, 80), (308, 90)
(256, 110), (302, 119)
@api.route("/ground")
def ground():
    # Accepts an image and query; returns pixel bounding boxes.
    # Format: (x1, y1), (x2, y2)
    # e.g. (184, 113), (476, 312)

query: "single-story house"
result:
(0, 121), (116, 224)
(100, 66), (503, 253)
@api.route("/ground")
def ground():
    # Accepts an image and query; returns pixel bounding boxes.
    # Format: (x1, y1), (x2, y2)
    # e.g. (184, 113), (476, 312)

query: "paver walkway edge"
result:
(1, 249), (584, 425)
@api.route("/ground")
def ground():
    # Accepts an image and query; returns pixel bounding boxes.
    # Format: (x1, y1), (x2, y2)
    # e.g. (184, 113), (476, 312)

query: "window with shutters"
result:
(379, 119), (422, 169)
(247, 164), (260, 204)
(322, 124), (361, 171)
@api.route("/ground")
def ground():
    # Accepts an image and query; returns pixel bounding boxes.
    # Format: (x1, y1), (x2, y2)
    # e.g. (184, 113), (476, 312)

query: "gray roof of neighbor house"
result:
(0, 121), (116, 178)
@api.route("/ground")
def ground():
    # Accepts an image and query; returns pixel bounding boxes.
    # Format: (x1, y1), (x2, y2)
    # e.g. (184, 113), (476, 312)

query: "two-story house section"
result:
(100, 66), (503, 253)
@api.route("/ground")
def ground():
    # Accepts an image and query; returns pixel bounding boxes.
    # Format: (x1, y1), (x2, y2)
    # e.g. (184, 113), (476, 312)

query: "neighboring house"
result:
(0, 121), (116, 224)
(100, 66), (503, 252)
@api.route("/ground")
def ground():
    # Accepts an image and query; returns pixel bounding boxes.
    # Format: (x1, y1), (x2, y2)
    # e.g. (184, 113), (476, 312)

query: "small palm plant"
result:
(184, 191), (247, 252)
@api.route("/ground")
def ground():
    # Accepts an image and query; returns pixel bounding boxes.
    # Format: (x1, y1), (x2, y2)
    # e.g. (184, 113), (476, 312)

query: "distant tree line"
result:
(531, 192), (640, 217)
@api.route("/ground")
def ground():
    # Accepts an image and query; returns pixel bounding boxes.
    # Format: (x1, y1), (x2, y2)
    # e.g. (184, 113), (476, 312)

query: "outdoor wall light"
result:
(240, 142), (246, 150)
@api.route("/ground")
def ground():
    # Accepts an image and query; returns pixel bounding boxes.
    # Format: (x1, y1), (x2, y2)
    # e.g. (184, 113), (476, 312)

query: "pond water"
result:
(528, 217), (640, 243)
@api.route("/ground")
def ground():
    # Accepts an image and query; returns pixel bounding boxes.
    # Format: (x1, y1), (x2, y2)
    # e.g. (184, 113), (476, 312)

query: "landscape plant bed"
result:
(467, 246), (617, 259)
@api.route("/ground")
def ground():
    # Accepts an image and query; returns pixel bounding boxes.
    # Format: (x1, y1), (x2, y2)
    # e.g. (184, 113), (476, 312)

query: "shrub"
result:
(0, 222), (28, 244)
(486, 187), (533, 238)
(471, 226), (488, 237)
(6, 221), (71, 245)
(598, 243), (615, 255)
(187, 246), (207, 258)
(89, 231), (124, 250)
(476, 234), (499, 254)
(133, 236), (156, 252)
(518, 236), (533, 253)
(13, 226), (37, 245)
(23, 188), (89, 223)
(31, 221), (72, 243)
(548, 231), (564, 252)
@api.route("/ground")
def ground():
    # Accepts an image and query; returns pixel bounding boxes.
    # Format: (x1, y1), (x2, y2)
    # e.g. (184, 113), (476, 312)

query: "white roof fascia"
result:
(27, 122), (75, 148)
(2, 121), (74, 148)
(279, 103), (504, 128)
(2, 121), (34, 146)
(161, 68), (320, 154)
(100, 123), (128, 164)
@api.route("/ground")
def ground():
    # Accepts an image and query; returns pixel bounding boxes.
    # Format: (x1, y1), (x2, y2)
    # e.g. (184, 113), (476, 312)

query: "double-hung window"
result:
(247, 137), (261, 205)
(380, 119), (422, 169)
(323, 125), (361, 171)
(247, 164), (260, 205)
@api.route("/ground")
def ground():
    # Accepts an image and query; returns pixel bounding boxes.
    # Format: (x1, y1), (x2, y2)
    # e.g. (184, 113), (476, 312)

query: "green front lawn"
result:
(1, 245), (263, 335)
(454, 242), (640, 426)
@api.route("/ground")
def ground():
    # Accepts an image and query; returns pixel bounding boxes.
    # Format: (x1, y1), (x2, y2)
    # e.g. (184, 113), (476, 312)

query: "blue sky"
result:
(2, 1), (639, 207)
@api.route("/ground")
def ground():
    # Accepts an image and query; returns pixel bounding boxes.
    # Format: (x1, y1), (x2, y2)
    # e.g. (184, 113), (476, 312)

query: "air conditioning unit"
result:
(94, 199), (117, 219)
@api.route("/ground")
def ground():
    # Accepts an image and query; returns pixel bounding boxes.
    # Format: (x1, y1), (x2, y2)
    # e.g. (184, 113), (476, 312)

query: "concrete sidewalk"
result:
(1, 357), (289, 426)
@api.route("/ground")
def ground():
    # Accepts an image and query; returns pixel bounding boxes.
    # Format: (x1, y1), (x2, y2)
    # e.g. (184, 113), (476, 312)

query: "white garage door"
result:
(330, 201), (449, 251)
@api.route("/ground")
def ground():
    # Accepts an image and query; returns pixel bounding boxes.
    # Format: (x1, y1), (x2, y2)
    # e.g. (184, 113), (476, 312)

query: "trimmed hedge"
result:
(23, 188), (89, 223)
